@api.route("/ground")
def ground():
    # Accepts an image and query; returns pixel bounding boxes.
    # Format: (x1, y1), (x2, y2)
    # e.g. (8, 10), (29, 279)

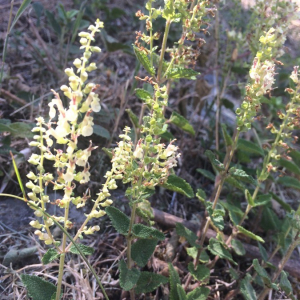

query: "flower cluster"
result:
(26, 20), (108, 244)
(261, 66), (300, 177)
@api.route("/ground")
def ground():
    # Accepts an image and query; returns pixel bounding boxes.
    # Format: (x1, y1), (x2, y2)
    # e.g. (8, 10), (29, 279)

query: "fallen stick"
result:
(152, 208), (300, 279)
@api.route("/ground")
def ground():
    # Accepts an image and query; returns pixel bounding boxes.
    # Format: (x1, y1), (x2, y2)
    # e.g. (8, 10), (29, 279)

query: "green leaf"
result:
(229, 167), (256, 186)
(220, 201), (244, 225)
(279, 271), (293, 295)
(106, 206), (130, 235)
(237, 139), (264, 156)
(253, 194), (272, 207)
(169, 263), (181, 300)
(196, 169), (215, 181)
(119, 260), (141, 291)
(196, 189), (207, 202)
(270, 192), (291, 212)
(46, 10), (61, 35)
(279, 158), (300, 175)
(252, 259), (277, 289)
(0, 122), (34, 138)
(231, 239), (246, 256)
(169, 111), (195, 135)
(136, 199), (154, 225)
(161, 174), (194, 198)
(237, 226), (264, 243)
(240, 273), (257, 300)
(93, 125), (110, 139)
(102, 147), (113, 159)
(11, 0), (32, 30)
(176, 223), (199, 248)
(126, 109), (140, 129)
(205, 150), (225, 172)
(131, 238), (158, 267)
(278, 176), (300, 190)
(205, 202), (225, 231)
(20, 275), (56, 300)
(221, 124), (233, 147)
(166, 67), (199, 80)
(225, 176), (245, 190)
(135, 88), (153, 103)
(188, 262), (210, 281)
(177, 284), (187, 300)
(135, 272), (168, 294)
(258, 242), (268, 262)
(187, 286), (210, 300)
(42, 249), (60, 265)
(208, 238), (236, 264)
(186, 247), (209, 263)
(69, 243), (94, 256)
(132, 224), (165, 240)
(133, 46), (155, 76)
(245, 189), (255, 206)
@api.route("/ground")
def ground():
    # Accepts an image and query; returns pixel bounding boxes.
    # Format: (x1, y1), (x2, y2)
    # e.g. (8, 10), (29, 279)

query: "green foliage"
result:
(119, 260), (141, 291)
(20, 274), (57, 300)
(177, 284), (187, 300)
(0, 120), (34, 138)
(252, 259), (277, 289)
(186, 286), (210, 300)
(253, 194), (272, 207)
(196, 169), (215, 181)
(42, 249), (60, 265)
(169, 111), (195, 135)
(132, 224), (165, 240)
(188, 262), (210, 281)
(69, 244), (95, 256)
(240, 274), (257, 300)
(166, 67), (199, 80)
(131, 238), (158, 267)
(237, 226), (264, 243)
(169, 263), (181, 300)
(205, 202), (225, 231)
(126, 109), (140, 129)
(176, 223), (199, 248)
(93, 125), (110, 139)
(208, 238), (236, 265)
(258, 242), (268, 262)
(221, 124), (233, 147)
(229, 167), (256, 186)
(237, 139), (264, 156)
(279, 271), (294, 298)
(106, 206), (130, 235)
(135, 88), (153, 104)
(133, 46), (155, 76)
(278, 176), (300, 190)
(231, 239), (246, 256)
(161, 174), (194, 198)
(135, 272), (168, 294)
(279, 158), (300, 175)
(245, 189), (255, 206)
(205, 150), (225, 172)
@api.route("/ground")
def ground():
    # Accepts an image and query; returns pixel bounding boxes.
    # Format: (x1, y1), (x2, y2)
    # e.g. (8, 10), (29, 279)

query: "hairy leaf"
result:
(169, 111), (195, 135)
(221, 124), (233, 147)
(188, 262), (210, 281)
(135, 272), (168, 294)
(93, 125), (110, 139)
(231, 239), (246, 256)
(253, 194), (272, 207)
(126, 109), (140, 129)
(279, 271), (293, 296)
(253, 259), (277, 289)
(237, 226), (264, 243)
(20, 275), (56, 300)
(131, 238), (158, 267)
(119, 260), (140, 291)
(42, 249), (60, 265)
(177, 284), (187, 300)
(245, 189), (255, 206)
(229, 167), (256, 186)
(208, 238), (236, 264)
(133, 46), (155, 76)
(132, 224), (164, 240)
(69, 243), (94, 256)
(279, 158), (300, 176)
(258, 243), (268, 262)
(161, 174), (194, 198)
(176, 223), (199, 248)
(278, 176), (300, 190)
(196, 169), (215, 182)
(237, 139), (264, 156)
(166, 67), (199, 80)
(135, 88), (153, 103)
(205, 150), (225, 172)
(187, 286), (210, 300)
(106, 206), (130, 235)
(169, 263), (181, 300)
(240, 274), (257, 300)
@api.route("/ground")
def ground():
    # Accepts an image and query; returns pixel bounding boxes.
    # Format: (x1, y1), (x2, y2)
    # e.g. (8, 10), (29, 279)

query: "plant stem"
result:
(127, 203), (138, 300)
(157, 18), (171, 84)
(257, 231), (300, 300)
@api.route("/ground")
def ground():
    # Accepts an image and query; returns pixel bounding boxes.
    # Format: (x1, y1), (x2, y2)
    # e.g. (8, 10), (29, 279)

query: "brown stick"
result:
(0, 88), (28, 106)
(152, 208), (300, 279)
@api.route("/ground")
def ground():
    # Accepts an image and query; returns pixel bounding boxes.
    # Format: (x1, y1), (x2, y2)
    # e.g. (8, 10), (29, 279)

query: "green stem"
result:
(157, 18), (171, 84)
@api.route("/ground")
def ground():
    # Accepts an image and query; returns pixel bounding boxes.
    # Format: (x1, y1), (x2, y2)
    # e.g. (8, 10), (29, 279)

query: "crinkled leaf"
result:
(196, 189), (207, 202)
(237, 226), (264, 243)
(187, 247), (209, 263)
(245, 189), (255, 206)
(119, 260), (141, 291)
(253, 194), (272, 207)
(188, 262), (210, 281)
(176, 223), (199, 248)
(240, 273), (257, 300)
(205, 150), (225, 172)
(231, 239), (246, 256)
(187, 286), (210, 300)
(279, 158), (300, 176)
(106, 206), (130, 235)
(237, 139), (264, 156)
(161, 174), (194, 198)
(166, 67), (199, 80)
(279, 271), (293, 296)
(132, 238), (158, 267)
(135, 271), (168, 294)
(208, 238), (236, 265)
(258, 242), (268, 262)
(169, 263), (181, 300)
(205, 202), (225, 231)
(126, 109), (140, 129)
(42, 249), (60, 265)
(196, 169), (215, 182)
(20, 275), (56, 300)
(225, 176), (245, 190)
(278, 176), (300, 190)
(169, 111), (195, 135)
(177, 284), (187, 300)
(69, 243), (94, 256)
(132, 223), (164, 240)
(221, 124), (233, 147)
(133, 45), (155, 76)
(136, 199), (154, 225)
(229, 167), (256, 186)
(261, 207), (280, 231)
(135, 88), (153, 103)
(220, 201), (244, 225)
(253, 259), (277, 289)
